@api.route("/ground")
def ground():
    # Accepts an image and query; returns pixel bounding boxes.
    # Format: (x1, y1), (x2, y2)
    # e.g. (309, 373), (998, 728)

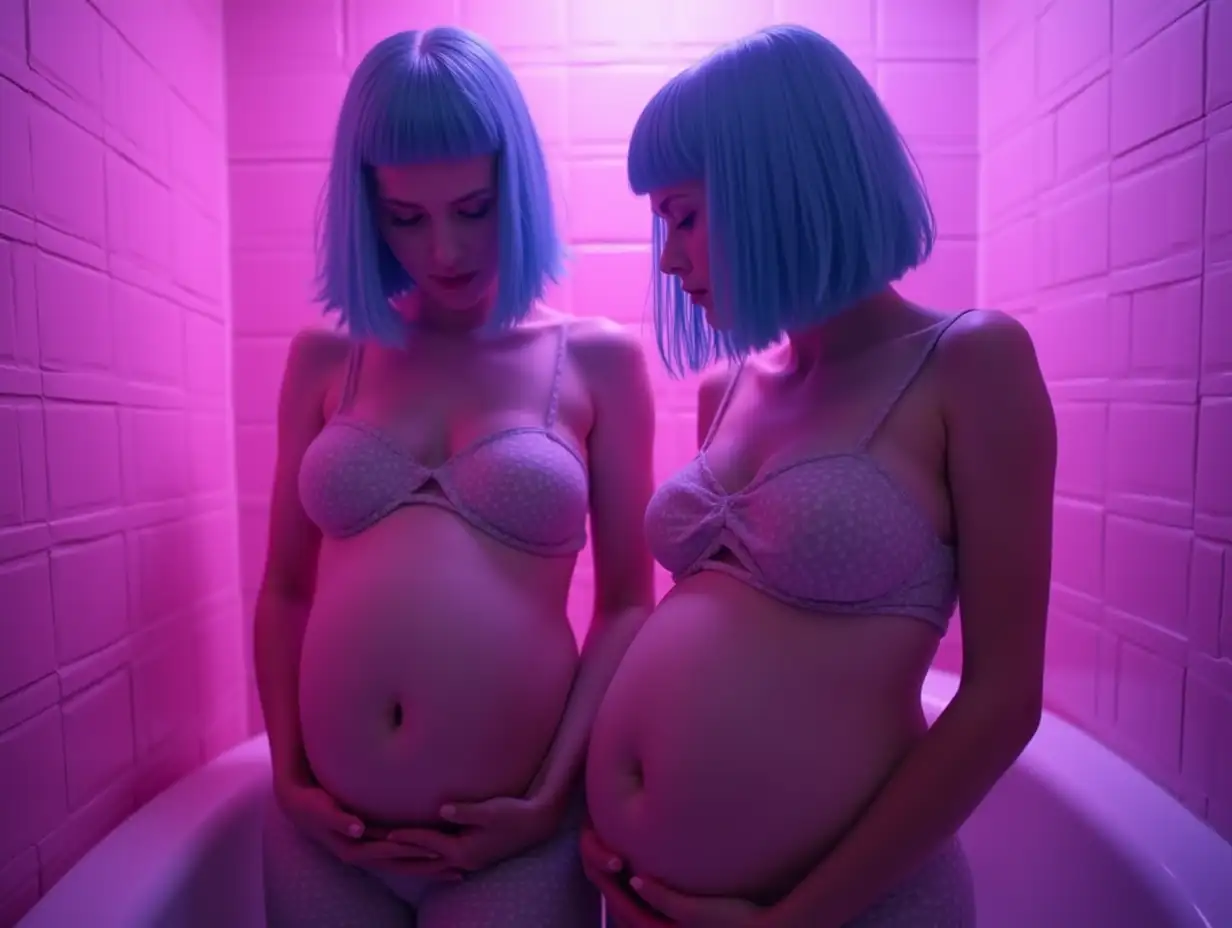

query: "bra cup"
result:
(645, 453), (949, 607)
(298, 419), (588, 552)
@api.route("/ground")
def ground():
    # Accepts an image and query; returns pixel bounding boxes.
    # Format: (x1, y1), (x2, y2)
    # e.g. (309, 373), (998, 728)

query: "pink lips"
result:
(431, 272), (478, 290)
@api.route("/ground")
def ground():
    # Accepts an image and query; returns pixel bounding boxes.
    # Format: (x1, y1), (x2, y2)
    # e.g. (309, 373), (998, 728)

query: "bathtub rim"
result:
(16, 669), (1232, 928)
(15, 735), (272, 928)
(922, 670), (1231, 928)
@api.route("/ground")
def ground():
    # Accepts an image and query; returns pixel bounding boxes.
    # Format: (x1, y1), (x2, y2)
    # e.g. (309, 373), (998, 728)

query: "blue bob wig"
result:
(628, 24), (937, 375)
(316, 27), (563, 343)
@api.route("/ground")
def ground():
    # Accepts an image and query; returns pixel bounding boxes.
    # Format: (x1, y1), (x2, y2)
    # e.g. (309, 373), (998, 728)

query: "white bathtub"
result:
(17, 670), (1232, 928)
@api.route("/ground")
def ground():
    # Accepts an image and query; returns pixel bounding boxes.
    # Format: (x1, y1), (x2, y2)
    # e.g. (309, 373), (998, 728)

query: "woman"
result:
(583, 24), (1056, 928)
(253, 27), (655, 927)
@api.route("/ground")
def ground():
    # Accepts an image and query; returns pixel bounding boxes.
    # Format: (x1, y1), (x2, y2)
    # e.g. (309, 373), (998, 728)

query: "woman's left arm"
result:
(767, 310), (1058, 928)
(527, 320), (659, 811)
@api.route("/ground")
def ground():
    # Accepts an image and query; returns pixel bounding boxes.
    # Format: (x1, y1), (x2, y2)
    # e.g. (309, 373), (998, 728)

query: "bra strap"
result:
(856, 309), (976, 450)
(701, 362), (745, 449)
(336, 341), (364, 413)
(544, 322), (569, 429)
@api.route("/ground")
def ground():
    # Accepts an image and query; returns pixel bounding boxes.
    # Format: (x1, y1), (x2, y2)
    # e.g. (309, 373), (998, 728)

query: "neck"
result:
(784, 287), (909, 370)
(399, 286), (497, 338)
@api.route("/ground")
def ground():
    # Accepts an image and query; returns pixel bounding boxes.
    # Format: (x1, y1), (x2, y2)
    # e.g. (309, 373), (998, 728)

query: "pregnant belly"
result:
(586, 575), (936, 901)
(299, 510), (579, 825)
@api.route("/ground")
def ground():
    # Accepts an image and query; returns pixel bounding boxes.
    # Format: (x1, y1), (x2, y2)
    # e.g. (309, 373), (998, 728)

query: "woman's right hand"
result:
(275, 778), (464, 881)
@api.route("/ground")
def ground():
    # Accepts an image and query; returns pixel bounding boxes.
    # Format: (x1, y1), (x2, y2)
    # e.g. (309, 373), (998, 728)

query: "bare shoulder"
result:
(562, 314), (651, 389)
(279, 327), (352, 421)
(935, 309), (1054, 441)
(286, 326), (351, 381)
(934, 309), (1043, 387)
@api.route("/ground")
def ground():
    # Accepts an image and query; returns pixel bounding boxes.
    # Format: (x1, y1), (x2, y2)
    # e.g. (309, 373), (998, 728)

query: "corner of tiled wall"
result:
(977, 0), (1232, 842)
(3, 0), (1229, 922)
(0, 0), (246, 921)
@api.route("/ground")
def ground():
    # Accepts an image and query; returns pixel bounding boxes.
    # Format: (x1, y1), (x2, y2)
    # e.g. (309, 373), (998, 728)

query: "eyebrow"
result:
(381, 186), (493, 210)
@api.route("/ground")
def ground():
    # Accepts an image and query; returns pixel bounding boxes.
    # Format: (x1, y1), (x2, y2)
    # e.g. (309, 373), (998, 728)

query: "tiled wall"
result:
(223, 0), (981, 723)
(5, 0), (1227, 922)
(977, 0), (1231, 841)
(0, 0), (246, 921)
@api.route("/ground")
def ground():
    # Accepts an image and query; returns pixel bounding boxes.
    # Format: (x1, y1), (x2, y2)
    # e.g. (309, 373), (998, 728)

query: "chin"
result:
(434, 292), (485, 314)
(700, 305), (729, 331)
(424, 281), (491, 315)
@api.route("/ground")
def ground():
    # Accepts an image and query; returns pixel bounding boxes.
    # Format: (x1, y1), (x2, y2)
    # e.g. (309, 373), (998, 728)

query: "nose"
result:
(432, 221), (463, 270)
(658, 231), (689, 277)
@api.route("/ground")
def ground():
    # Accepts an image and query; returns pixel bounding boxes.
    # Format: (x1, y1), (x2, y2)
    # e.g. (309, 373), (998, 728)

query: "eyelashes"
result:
(388, 201), (494, 228)
(459, 201), (494, 221)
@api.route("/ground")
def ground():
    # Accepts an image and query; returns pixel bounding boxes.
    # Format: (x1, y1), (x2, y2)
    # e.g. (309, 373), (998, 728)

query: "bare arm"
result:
(531, 321), (658, 806)
(769, 311), (1057, 927)
(252, 329), (345, 789)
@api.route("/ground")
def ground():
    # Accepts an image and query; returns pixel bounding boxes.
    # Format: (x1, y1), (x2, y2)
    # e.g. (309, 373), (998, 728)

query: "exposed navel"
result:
(626, 758), (645, 794)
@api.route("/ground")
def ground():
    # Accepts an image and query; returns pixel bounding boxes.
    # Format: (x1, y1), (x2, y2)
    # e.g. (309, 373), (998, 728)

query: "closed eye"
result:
(459, 200), (493, 220)
(387, 201), (492, 227)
